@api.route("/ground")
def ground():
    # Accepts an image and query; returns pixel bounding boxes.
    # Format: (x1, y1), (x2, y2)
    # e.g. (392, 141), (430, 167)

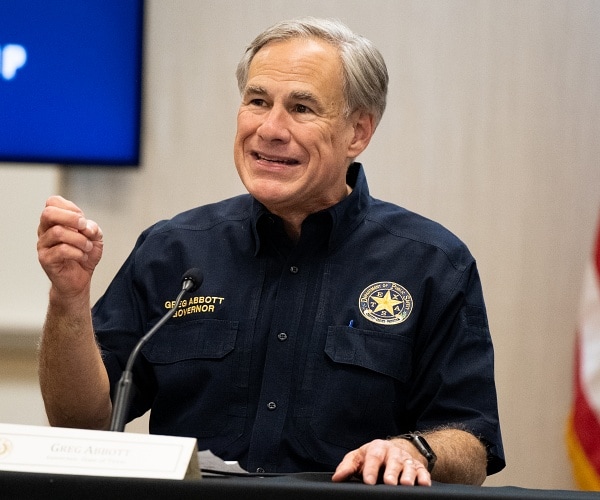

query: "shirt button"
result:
(256, 467), (265, 473)
(277, 332), (288, 341)
(289, 265), (299, 274)
(267, 401), (277, 410)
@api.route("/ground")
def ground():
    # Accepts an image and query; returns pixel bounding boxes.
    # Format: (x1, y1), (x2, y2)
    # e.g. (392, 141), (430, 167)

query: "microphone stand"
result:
(109, 277), (197, 432)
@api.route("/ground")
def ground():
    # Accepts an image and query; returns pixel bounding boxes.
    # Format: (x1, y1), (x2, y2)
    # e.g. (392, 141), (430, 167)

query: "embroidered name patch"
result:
(164, 295), (224, 319)
(358, 281), (413, 325)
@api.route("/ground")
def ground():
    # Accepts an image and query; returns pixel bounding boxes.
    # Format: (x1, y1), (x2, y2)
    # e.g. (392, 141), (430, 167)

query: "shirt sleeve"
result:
(408, 261), (505, 475)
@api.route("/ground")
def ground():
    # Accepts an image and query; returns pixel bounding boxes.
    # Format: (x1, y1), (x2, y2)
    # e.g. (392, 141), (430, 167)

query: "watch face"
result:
(415, 436), (434, 455)
(402, 434), (436, 472)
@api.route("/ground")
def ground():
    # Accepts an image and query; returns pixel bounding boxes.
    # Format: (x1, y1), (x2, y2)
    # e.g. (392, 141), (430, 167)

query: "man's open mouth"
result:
(254, 153), (300, 165)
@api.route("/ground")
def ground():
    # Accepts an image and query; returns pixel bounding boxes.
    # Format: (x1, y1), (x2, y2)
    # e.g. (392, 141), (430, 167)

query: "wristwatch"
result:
(398, 433), (437, 472)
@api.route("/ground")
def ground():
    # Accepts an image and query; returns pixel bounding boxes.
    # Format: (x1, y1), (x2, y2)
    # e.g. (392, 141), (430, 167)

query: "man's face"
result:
(234, 37), (372, 221)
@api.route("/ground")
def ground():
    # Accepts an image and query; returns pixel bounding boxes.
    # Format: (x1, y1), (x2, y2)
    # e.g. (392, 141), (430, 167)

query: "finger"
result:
(359, 440), (390, 485)
(45, 195), (84, 212)
(331, 450), (363, 483)
(80, 219), (103, 242)
(39, 241), (91, 268)
(39, 204), (87, 236)
(39, 197), (102, 244)
(415, 465), (432, 486)
(396, 460), (431, 487)
(380, 456), (404, 485)
(39, 224), (94, 255)
(370, 442), (408, 485)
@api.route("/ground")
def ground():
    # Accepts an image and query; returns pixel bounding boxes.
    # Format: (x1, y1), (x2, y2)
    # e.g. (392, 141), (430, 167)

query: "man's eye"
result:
(249, 98), (266, 107)
(294, 104), (311, 113)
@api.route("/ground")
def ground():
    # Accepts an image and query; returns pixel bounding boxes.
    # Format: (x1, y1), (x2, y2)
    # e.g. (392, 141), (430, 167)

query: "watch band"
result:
(398, 433), (437, 472)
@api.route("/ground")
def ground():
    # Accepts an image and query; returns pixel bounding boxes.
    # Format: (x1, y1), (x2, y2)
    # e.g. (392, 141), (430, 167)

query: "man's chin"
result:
(245, 179), (296, 203)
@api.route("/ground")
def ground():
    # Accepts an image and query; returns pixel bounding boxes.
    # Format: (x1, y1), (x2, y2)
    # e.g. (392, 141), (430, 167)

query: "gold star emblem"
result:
(371, 290), (402, 316)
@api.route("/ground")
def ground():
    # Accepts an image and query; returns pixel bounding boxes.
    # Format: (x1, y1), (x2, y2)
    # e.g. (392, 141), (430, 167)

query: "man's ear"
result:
(347, 111), (376, 159)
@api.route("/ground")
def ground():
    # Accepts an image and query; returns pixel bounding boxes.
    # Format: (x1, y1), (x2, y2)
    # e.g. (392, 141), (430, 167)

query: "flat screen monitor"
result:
(0, 0), (144, 166)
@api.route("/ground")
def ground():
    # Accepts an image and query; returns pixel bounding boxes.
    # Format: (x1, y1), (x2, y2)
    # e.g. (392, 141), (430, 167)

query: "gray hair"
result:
(236, 17), (389, 127)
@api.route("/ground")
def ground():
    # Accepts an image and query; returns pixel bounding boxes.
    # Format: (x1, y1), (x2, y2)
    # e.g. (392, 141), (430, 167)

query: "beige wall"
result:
(2, 0), (600, 490)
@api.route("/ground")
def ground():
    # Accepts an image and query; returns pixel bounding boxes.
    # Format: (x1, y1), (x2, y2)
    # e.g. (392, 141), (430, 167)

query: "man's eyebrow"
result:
(243, 85), (267, 97)
(242, 86), (325, 112)
(289, 90), (324, 112)
(290, 90), (319, 104)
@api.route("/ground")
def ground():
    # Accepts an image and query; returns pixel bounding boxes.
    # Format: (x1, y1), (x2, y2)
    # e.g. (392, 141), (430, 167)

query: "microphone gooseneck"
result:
(109, 268), (204, 432)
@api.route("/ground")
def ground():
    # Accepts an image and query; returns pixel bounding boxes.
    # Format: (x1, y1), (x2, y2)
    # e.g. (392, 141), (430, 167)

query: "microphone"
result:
(109, 268), (204, 432)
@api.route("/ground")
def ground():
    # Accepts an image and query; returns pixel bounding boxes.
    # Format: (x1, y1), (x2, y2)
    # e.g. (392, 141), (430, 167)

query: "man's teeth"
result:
(259, 154), (296, 165)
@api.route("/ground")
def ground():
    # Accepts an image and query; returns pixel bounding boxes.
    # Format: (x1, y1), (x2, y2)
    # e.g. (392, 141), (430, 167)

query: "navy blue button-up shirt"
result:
(93, 163), (505, 475)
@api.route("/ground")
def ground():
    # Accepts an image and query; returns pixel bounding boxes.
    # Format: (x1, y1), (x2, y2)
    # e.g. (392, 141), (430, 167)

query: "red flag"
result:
(567, 216), (600, 490)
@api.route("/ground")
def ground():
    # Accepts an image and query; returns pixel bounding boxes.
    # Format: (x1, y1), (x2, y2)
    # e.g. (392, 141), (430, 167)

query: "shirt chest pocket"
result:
(140, 319), (247, 444)
(294, 325), (415, 460)
(324, 325), (413, 382)
(142, 318), (239, 363)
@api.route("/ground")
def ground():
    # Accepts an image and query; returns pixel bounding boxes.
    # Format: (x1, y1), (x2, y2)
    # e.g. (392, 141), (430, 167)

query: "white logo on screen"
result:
(0, 44), (27, 80)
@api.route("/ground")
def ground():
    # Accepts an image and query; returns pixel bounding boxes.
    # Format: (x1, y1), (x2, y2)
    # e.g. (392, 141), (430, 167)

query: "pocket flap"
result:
(325, 325), (413, 382)
(142, 319), (238, 364)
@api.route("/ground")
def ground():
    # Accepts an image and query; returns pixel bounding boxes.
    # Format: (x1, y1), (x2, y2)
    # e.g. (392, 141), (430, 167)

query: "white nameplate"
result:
(0, 423), (200, 480)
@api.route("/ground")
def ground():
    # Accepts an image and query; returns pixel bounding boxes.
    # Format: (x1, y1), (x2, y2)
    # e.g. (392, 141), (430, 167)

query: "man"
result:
(37, 18), (504, 486)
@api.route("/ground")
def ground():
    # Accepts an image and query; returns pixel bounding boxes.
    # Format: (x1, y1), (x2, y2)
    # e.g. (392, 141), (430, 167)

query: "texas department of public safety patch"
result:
(358, 281), (413, 325)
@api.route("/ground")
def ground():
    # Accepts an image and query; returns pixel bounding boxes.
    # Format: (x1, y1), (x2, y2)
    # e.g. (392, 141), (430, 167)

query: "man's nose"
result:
(257, 106), (292, 142)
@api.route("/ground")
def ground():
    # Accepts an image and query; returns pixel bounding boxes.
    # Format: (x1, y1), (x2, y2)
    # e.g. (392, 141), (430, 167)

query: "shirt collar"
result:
(250, 162), (371, 256)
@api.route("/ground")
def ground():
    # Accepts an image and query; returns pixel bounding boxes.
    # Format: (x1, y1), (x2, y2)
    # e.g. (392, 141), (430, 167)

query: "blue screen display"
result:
(0, 0), (144, 166)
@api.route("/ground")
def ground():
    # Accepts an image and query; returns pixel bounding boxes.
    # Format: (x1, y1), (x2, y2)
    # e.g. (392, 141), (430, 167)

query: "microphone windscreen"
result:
(181, 268), (204, 292)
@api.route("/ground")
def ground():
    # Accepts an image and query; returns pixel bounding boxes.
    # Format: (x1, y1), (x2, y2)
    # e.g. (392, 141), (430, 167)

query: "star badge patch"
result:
(359, 281), (413, 325)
